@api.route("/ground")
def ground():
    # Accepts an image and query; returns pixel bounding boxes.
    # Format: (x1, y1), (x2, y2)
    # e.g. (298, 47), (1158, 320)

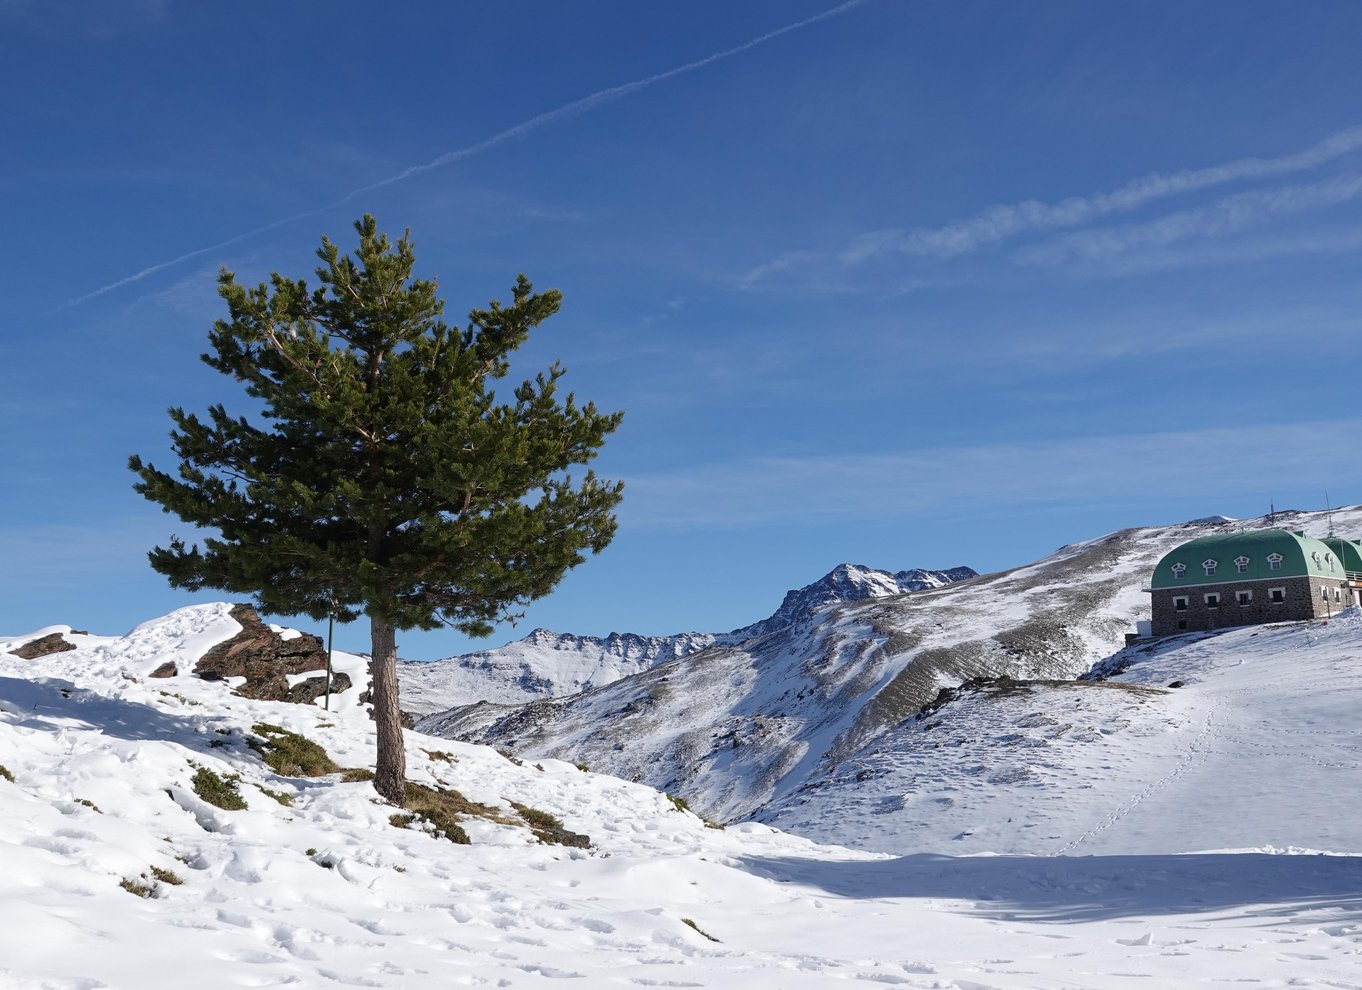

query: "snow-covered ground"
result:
(5, 603), (1362, 987)
(764, 609), (1362, 859)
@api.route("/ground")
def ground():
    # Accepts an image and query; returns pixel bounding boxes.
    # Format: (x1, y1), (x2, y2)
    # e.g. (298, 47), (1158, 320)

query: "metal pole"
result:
(325, 596), (335, 712)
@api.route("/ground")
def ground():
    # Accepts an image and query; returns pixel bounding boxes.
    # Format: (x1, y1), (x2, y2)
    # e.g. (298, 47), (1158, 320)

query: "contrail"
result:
(68, 0), (872, 308)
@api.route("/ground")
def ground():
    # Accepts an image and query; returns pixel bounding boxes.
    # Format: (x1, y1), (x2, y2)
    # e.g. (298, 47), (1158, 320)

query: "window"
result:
(1173, 596), (1189, 612)
(1269, 587), (1285, 604)
(1171, 562), (1187, 579)
(1177, 619), (1188, 631)
(1236, 590), (1252, 606)
(1203, 559), (1218, 577)
(1267, 553), (1283, 571)
(1204, 593), (1221, 609)
(1322, 587), (1329, 601)
(1335, 589), (1342, 603)
(1235, 556), (1250, 574)
(1328, 555), (1336, 573)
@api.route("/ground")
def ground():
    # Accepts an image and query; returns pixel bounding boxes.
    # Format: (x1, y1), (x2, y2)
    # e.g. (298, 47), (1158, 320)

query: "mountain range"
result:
(416, 506), (1362, 827)
(398, 563), (976, 715)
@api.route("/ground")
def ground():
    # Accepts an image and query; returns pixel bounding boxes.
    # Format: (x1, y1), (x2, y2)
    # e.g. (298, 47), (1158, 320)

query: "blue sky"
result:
(4, 1), (1362, 659)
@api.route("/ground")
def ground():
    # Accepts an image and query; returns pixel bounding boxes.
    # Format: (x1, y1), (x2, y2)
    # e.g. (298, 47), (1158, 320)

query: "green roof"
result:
(1151, 528), (1345, 589)
(1323, 537), (1362, 574)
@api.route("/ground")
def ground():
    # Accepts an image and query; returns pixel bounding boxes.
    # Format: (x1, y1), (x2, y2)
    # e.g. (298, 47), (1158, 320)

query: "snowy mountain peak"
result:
(732, 562), (977, 638)
(400, 561), (977, 711)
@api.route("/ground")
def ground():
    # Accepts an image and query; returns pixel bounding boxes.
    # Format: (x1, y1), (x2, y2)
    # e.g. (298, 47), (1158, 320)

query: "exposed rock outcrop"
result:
(194, 604), (344, 705)
(11, 633), (77, 659)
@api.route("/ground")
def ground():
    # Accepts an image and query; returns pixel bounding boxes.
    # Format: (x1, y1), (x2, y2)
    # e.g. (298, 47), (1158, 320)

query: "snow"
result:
(6, 545), (1362, 984)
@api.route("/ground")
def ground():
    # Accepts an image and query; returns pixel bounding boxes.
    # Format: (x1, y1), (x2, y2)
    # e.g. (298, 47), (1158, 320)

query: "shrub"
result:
(0, 764), (14, 783)
(191, 767), (247, 810)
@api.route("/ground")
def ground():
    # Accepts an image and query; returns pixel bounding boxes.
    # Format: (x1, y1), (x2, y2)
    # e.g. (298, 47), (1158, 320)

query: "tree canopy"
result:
(130, 215), (624, 801)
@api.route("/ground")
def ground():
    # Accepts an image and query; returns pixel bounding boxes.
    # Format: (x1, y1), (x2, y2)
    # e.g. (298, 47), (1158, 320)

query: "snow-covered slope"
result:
(399, 562), (977, 712)
(6, 599), (1362, 986)
(419, 507), (1362, 827)
(399, 628), (728, 713)
(765, 611), (1362, 856)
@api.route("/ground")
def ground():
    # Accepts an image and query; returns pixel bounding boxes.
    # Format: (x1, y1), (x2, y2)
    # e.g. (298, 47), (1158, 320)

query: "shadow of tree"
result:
(0, 674), (235, 754)
(738, 850), (1362, 923)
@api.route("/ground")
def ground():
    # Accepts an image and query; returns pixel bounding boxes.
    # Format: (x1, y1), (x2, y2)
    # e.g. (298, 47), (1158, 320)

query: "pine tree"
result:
(129, 216), (624, 804)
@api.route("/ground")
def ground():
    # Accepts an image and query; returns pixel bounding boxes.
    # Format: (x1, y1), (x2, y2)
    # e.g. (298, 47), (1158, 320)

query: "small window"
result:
(1234, 556), (1250, 574)
(1267, 553), (1283, 571)
(1204, 593), (1221, 609)
(1236, 590), (1252, 606)
(1269, 587), (1285, 603)
(1336, 589), (1342, 603)
(1322, 587), (1329, 601)
(1171, 562), (1187, 579)
(1329, 555), (1336, 572)
(1203, 559), (1218, 577)
(1173, 596), (1189, 612)
(1176, 619), (1188, 631)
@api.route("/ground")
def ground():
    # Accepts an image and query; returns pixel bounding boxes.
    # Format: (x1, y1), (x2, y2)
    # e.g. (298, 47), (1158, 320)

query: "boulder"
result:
(149, 662), (178, 679)
(194, 604), (345, 704)
(11, 633), (76, 659)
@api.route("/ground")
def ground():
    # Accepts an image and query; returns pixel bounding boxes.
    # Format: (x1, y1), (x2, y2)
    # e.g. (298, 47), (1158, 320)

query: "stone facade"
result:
(1151, 575), (1357, 636)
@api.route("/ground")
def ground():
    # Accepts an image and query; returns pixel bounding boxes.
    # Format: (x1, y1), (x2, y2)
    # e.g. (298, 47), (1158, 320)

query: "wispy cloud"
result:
(67, 0), (873, 309)
(844, 125), (1362, 264)
(623, 421), (1362, 530)
(1017, 173), (1362, 267)
(741, 123), (1362, 290)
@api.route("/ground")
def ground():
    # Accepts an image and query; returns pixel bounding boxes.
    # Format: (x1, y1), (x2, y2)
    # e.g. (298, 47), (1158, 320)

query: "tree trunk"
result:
(369, 612), (407, 805)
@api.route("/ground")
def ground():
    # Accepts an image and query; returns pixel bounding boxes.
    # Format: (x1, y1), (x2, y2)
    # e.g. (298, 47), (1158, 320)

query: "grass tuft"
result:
(249, 723), (340, 777)
(191, 766), (247, 811)
(75, 797), (102, 813)
(388, 782), (521, 845)
(340, 767), (375, 782)
(149, 866), (183, 886)
(256, 784), (294, 807)
(0, 764), (14, 783)
(509, 800), (590, 848)
(681, 917), (721, 942)
(509, 801), (563, 831)
(119, 877), (155, 898)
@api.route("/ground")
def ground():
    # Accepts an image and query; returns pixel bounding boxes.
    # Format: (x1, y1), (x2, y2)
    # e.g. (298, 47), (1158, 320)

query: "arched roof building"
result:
(1149, 528), (1356, 636)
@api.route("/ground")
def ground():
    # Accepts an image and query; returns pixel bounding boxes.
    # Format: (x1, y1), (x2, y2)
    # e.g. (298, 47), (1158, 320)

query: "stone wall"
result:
(1150, 574), (1356, 636)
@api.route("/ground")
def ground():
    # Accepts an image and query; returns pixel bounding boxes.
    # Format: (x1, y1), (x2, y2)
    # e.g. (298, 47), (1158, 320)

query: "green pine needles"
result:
(130, 216), (624, 804)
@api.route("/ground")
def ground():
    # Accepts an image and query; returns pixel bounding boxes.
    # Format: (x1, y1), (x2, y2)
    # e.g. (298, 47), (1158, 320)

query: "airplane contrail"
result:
(68, 0), (872, 308)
